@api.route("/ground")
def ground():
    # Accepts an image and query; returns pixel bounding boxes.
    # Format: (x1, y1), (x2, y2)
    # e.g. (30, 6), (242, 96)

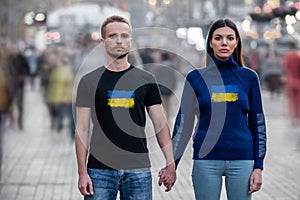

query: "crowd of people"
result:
(0, 34), (182, 138)
(246, 41), (300, 127)
(0, 42), (76, 139)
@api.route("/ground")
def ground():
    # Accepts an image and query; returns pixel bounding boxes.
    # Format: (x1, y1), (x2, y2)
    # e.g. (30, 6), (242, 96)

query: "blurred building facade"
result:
(1, 0), (300, 54)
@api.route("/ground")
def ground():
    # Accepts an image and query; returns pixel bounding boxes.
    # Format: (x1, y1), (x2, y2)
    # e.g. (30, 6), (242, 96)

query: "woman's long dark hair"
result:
(205, 18), (245, 67)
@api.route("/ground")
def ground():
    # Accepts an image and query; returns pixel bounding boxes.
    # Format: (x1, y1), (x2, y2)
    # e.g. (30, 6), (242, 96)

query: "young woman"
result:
(172, 18), (267, 200)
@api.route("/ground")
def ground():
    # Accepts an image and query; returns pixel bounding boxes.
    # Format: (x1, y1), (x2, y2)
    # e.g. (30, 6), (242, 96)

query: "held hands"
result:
(78, 172), (94, 196)
(158, 163), (177, 192)
(248, 168), (262, 194)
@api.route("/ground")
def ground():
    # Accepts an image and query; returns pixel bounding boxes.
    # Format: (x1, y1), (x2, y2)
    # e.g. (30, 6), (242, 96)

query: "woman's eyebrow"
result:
(214, 33), (235, 37)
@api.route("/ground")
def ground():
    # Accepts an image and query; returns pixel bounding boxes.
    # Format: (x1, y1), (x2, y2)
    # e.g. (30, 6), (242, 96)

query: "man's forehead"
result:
(106, 22), (131, 31)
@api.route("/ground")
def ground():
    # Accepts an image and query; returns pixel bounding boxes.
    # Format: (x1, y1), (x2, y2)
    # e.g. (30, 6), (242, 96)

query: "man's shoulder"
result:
(79, 66), (105, 79)
(130, 65), (147, 72)
(130, 65), (155, 77)
(76, 66), (105, 89)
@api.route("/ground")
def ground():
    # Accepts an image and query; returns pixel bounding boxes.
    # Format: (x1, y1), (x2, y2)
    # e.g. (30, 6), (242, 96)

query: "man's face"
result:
(101, 22), (132, 59)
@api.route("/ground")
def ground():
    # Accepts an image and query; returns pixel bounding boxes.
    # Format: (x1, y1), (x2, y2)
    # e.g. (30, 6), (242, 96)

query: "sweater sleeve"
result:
(172, 72), (198, 168)
(248, 71), (267, 170)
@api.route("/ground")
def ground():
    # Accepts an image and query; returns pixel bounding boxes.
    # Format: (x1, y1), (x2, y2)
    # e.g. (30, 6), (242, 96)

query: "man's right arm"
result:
(75, 106), (94, 196)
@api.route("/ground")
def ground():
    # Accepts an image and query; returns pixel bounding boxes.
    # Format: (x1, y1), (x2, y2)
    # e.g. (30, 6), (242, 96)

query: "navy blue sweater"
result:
(172, 55), (266, 170)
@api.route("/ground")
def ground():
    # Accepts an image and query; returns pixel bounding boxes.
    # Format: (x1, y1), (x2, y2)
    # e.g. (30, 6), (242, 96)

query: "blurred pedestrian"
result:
(128, 45), (143, 67)
(282, 42), (300, 127)
(73, 33), (103, 75)
(46, 47), (74, 134)
(260, 50), (283, 98)
(37, 46), (55, 96)
(139, 48), (154, 72)
(0, 43), (12, 128)
(47, 47), (75, 138)
(59, 53), (75, 140)
(75, 15), (176, 199)
(46, 63), (63, 132)
(172, 18), (267, 200)
(7, 46), (30, 130)
(25, 45), (39, 90)
(152, 51), (177, 121)
(0, 43), (13, 179)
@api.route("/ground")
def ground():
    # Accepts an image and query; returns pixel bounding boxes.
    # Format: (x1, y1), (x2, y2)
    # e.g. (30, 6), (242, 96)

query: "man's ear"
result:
(100, 38), (105, 46)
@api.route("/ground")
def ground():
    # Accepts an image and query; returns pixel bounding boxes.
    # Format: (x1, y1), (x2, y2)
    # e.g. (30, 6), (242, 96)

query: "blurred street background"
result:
(1, 0), (300, 199)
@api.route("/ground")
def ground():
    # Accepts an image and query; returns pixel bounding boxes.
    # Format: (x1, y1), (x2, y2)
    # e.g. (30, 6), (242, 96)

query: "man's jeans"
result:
(84, 168), (152, 200)
(192, 160), (253, 200)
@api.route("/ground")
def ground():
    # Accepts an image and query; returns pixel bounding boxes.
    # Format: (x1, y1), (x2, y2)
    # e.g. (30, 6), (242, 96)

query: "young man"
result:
(75, 15), (176, 200)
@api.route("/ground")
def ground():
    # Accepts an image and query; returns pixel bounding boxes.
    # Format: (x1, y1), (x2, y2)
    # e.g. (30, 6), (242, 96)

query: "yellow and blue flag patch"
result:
(211, 85), (238, 103)
(107, 90), (135, 108)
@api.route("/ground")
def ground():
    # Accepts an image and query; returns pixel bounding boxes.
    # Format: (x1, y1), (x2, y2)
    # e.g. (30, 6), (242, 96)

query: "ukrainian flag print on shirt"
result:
(107, 90), (135, 108)
(211, 85), (238, 103)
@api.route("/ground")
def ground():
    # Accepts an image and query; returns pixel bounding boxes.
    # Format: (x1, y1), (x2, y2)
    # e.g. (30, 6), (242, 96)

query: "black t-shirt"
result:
(76, 65), (162, 169)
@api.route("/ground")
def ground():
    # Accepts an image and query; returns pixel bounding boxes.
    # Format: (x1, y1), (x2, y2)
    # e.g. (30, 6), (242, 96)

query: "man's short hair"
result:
(101, 15), (131, 38)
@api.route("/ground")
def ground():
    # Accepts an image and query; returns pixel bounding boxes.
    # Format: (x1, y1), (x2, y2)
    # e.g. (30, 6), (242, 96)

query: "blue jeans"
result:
(192, 160), (253, 200)
(84, 168), (152, 200)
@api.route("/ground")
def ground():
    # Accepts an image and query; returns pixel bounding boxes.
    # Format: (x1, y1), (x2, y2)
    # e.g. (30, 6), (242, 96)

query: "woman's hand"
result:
(248, 168), (262, 194)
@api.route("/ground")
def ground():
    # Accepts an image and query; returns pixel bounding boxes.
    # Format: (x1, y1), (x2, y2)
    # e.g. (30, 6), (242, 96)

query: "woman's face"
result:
(210, 26), (238, 60)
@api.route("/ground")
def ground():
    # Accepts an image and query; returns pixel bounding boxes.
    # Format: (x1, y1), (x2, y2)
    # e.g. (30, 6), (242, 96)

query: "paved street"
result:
(0, 81), (300, 200)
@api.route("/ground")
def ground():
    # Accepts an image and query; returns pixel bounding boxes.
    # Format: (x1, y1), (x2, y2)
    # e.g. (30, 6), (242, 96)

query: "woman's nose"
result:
(221, 38), (227, 45)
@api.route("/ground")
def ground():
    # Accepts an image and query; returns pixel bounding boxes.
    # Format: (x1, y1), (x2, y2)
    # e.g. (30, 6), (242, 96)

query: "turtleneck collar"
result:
(208, 54), (240, 70)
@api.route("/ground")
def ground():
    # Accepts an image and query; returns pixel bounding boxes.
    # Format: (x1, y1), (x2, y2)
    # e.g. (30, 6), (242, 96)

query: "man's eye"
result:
(121, 34), (129, 39)
(109, 35), (118, 39)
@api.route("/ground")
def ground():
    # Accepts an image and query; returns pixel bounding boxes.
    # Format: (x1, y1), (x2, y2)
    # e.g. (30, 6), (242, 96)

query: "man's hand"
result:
(158, 163), (176, 192)
(78, 172), (94, 196)
(248, 168), (262, 194)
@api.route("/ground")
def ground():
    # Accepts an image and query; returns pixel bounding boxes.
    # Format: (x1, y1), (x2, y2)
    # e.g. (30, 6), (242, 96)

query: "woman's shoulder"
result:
(237, 66), (259, 77)
(186, 66), (206, 77)
(183, 67), (208, 86)
(235, 66), (260, 84)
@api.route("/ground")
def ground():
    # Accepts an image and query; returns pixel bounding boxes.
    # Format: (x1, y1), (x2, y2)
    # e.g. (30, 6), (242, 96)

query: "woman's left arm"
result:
(247, 72), (266, 193)
(248, 71), (267, 170)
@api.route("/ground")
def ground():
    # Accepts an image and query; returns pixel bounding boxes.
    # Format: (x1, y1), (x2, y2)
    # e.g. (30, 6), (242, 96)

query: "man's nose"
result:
(116, 35), (122, 43)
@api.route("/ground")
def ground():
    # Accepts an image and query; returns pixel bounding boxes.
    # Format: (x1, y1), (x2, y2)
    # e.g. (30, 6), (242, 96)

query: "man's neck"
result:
(105, 57), (130, 72)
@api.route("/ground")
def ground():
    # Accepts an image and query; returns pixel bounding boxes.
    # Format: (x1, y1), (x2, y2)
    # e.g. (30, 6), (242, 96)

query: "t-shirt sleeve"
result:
(75, 76), (92, 107)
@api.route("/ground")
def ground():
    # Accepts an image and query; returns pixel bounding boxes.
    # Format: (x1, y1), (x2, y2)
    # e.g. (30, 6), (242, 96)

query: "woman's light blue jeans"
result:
(85, 168), (152, 200)
(192, 160), (253, 200)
